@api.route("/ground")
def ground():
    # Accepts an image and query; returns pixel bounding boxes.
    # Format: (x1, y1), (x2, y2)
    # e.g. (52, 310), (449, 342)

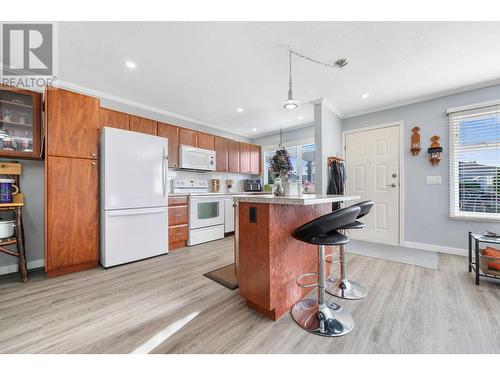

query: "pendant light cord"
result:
(290, 48), (342, 69)
(288, 49), (293, 97)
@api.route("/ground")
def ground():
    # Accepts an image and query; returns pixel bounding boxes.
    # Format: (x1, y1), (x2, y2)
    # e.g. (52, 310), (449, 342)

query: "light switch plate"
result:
(426, 176), (442, 185)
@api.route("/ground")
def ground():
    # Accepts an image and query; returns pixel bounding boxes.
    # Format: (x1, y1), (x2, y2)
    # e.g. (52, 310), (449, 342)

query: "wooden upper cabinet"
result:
(249, 144), (261, 175)
(0, 85), (42, 160)
(129, 115), (157, 135)
(227, 139), (240, 173)
(157, 122), (179, 168)
(239, 142), (251, 174)
(179, 128), (197, 147)
(46, 156), (99, 274)
(214, 136), (228, 172)
(197, 132), (215, 150)
(46, 87), (99, 159)
(98, 108), (129, 131)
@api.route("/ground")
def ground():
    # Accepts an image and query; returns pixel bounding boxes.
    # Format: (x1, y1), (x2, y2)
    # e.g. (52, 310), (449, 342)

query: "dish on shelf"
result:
(483, 231), (499, 238)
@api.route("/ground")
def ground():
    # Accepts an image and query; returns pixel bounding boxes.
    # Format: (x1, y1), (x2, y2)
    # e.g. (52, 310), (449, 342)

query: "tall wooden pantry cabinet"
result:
(45, 87), (100, 277)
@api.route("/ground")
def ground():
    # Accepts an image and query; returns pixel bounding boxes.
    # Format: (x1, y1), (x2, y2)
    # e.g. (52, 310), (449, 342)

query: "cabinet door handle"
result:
(91, 162), (96, 166)
(91, 153), (97, 157)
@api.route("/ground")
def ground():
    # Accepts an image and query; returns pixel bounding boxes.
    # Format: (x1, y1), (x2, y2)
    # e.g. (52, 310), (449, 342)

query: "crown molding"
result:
(310, 98), (344, 118)
(343, 78), (500, 118)
(52, 80), (249, 139)
(250, 121), (314, 140)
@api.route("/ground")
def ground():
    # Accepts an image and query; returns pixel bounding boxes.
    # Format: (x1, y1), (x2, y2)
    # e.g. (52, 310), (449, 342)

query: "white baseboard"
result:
(0, 259), (45, 276)
(402, 241), (467, 257)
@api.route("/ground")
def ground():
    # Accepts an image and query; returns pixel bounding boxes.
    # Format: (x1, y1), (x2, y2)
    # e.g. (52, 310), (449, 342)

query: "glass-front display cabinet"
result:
(0, 85), (42, 159)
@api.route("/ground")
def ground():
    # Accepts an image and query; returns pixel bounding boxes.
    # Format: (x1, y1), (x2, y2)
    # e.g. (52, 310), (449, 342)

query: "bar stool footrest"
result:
(296, 272), (319, 289)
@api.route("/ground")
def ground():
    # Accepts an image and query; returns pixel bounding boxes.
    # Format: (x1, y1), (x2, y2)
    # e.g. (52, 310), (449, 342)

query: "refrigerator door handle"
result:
(162, 147), (167, 198)
(107, 207), (167, 217)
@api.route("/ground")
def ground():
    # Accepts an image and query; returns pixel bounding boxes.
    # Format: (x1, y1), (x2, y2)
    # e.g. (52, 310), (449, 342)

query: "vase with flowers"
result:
(268, 148), (294, 196)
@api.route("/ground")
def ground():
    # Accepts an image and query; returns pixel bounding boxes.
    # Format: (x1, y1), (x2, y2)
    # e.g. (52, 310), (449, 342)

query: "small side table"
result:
(468, 232), (500, 285)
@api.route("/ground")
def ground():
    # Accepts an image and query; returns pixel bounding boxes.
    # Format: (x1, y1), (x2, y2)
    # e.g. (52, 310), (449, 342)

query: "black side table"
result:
(468, 232), (500, 285)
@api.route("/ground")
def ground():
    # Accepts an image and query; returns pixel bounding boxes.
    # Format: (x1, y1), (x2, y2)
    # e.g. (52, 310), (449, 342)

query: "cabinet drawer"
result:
(168, 196), (188, 206)
(169, 224), (188, 243)
(168, 206), (188, 225)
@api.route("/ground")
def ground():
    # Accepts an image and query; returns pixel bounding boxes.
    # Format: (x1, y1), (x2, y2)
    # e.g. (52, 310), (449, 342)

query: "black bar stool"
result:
(290, 205), (361, 337)
(326, 200), (374, 300)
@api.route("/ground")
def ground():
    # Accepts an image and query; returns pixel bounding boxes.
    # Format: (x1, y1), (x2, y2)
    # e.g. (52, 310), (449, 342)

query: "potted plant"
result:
(268, 149), (295, 196)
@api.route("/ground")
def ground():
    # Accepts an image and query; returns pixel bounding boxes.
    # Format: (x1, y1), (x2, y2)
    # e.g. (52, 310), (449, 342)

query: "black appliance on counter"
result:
(244, 179), (262, 192)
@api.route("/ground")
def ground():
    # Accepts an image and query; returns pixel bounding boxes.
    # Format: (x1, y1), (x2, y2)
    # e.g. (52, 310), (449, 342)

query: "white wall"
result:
(343, 84), (500, 251)
(252, 123), (314, 147)
(314, 102), (343, 195)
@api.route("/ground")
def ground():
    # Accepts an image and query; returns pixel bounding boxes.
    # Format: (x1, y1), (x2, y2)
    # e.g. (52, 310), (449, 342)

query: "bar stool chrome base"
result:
(291, 298), (354, 337)
(325, 278), (367, 300)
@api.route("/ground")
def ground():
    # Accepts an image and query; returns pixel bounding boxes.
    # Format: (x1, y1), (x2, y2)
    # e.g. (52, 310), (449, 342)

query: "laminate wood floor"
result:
(0, 237), (498, 354)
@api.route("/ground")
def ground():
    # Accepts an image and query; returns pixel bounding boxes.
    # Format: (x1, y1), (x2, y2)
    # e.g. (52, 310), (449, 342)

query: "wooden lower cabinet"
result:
(45, 156), (99, 276)
(169, 225), (188, 250)
(168, 195), (188, 250)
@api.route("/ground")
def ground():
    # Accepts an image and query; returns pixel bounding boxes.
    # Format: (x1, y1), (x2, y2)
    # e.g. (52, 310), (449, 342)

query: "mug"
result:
(0, 179), (19, 203)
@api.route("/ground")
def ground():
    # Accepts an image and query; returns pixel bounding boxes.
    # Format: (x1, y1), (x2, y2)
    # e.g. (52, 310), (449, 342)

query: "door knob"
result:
(387, 183), (397, 188)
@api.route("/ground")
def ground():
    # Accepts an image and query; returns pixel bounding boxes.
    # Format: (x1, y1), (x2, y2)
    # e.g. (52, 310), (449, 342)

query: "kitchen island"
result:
(233, 194), (359, 320)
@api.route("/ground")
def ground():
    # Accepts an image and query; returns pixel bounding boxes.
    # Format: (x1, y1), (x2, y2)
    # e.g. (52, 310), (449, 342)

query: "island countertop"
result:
(232, 194), (360, 205)
(235, 194), (360, 320)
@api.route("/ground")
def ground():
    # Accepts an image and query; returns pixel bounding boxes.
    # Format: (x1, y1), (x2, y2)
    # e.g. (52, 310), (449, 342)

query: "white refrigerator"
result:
(100, 127), (168, 267)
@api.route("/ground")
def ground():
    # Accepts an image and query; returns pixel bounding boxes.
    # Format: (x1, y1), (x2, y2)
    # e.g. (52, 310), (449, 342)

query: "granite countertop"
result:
(232, 194), (360, 205)
(168, 191), (270, 197)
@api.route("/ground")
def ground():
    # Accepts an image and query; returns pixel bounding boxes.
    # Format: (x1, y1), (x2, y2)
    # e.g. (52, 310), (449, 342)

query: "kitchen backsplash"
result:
(167, 169), (260, 193)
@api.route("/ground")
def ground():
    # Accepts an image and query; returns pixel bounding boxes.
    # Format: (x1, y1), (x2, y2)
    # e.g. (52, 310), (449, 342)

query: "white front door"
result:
(345, 125), (400, 245)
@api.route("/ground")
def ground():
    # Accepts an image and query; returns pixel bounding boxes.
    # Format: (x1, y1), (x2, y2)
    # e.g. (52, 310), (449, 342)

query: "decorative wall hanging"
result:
(410, 126), (421, 156)
(427, 135), (443, 166)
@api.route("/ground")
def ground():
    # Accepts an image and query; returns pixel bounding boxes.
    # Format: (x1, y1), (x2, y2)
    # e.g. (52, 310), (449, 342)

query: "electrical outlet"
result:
(426, 176), (442, 185)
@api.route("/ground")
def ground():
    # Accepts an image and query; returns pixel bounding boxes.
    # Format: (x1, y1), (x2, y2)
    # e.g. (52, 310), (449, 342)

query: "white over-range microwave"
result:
(179, 145), (216, 171)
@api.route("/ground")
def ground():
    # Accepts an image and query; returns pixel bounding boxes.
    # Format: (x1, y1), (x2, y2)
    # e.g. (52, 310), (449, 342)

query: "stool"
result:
(0, 162), (28, 283)
(290, 205), (361, 337)
(326, 200), (374, 300)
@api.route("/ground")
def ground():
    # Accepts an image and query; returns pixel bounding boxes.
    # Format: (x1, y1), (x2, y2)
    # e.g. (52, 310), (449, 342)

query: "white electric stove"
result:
(172, 179), (225, 246)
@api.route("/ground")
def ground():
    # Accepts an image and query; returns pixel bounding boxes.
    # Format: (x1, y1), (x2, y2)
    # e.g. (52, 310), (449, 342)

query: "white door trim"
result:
(342, 121), (405, 245)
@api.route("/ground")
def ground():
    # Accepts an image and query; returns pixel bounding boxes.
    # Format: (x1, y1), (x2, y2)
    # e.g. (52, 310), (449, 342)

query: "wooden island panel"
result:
(237, 202), (333, 320)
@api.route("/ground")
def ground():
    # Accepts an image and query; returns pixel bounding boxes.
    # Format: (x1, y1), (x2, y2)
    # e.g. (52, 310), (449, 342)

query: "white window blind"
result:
(448, 104), (500, 220)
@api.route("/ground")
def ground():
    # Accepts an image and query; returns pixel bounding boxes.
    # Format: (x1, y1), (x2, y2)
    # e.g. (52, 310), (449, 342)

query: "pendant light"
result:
(281, 47), (349, 110)
(282, 49), (299, 110)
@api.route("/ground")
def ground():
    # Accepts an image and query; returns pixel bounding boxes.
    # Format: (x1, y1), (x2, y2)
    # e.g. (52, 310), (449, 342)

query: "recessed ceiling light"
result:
(237, 108), (244, 112)
(125, 61), (136, 69)
(361, 93), (370, 99)
(298, 116), (304, 120)
(252, 128), (257, 132)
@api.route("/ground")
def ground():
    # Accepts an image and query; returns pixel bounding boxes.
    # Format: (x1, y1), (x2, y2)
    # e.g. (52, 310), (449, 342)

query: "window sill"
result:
(449, 214), (500, 223)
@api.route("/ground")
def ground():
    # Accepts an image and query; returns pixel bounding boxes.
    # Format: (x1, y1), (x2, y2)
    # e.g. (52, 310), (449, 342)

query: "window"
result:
(264, 143), (316, 193)
(449, 104), (500, 220)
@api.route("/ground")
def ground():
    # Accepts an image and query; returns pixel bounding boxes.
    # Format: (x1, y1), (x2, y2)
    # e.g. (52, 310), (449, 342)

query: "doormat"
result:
(203, 263), (238, 290)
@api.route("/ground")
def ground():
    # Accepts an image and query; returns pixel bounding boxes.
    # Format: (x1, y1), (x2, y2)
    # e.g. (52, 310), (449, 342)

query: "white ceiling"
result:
(58, 22), (500, 137)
